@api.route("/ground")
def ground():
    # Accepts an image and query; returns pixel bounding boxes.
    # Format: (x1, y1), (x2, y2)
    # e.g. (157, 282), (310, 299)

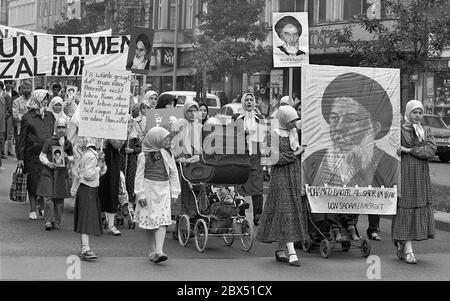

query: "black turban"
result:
(274, 16), (302, 38)
(321, 72), (393, 140)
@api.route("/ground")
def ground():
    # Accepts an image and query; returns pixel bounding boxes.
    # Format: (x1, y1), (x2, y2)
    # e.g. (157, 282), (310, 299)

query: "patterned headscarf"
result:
(26, 89), (49, 118)
(142, 127), (170, 152)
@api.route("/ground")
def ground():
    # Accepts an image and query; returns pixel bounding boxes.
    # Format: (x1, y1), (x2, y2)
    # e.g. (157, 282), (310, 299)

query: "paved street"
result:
(1, 157), (450, 281)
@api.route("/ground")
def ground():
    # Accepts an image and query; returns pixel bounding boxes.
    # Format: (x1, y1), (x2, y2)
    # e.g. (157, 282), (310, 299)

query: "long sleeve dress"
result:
(134, 150), (181, 229)
(392, 126), (436, 242)
(256, 135), (309, 244)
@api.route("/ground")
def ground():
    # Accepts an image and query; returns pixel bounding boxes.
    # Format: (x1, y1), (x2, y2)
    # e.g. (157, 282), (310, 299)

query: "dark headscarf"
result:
(156, 93), (177, 109)
(198, 102), (209, 125)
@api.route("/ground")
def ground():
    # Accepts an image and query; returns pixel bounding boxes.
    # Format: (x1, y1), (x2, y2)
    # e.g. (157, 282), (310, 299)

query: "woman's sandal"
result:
(288, 253), (301, 267)
(405, 252), (417, 264)
(275, 250), (289, 263)
(396, 242), (405, 260)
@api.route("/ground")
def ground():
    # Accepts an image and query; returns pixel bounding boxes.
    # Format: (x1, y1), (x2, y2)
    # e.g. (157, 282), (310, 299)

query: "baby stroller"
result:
(301, 194), (371, 258)
(175, 124), (254, 253)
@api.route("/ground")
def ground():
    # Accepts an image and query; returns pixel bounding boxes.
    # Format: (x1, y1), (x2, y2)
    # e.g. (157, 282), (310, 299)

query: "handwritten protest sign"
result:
(78, 68), (132, 140)
(305, 185), (398, 215)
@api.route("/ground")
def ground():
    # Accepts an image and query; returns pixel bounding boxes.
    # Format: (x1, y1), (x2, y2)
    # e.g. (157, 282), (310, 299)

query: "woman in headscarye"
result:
(17, 89), (55, 220)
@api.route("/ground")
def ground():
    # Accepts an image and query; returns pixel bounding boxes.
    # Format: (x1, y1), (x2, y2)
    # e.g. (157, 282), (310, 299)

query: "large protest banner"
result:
(273, 12), (309, 67)
(0, 34), (130, 79)
(78, 68), (132, 140)
(301, 65), (400, 214)
(0, 24), (112, 39)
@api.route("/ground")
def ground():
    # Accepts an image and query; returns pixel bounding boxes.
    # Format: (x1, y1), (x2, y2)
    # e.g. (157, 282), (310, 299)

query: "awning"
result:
(146, 67), (196, 77)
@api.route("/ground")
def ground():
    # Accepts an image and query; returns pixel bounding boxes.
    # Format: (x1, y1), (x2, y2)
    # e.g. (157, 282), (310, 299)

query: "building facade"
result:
(7, 0), (36, 30)
(0, 0), (8, 25)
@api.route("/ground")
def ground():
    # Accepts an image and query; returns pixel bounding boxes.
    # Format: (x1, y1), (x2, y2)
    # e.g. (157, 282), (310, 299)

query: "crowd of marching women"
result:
(1, 79), (436, 266)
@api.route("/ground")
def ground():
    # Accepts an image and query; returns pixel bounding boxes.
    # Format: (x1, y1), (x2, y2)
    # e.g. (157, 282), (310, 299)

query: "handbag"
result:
(9, 165), (28, 202)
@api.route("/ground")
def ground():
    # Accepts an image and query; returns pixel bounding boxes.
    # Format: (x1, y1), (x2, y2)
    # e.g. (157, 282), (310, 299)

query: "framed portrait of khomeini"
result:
(52, 146), (65, 168)
(301, 65), (401, 191)
(273, 12), (309, 68)
(126, 27), (155, 74)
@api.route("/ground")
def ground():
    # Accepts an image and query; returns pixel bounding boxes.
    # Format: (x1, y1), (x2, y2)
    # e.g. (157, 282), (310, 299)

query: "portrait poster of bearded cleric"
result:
(273, 12), (309, 68)
(301, 65), (400, 211)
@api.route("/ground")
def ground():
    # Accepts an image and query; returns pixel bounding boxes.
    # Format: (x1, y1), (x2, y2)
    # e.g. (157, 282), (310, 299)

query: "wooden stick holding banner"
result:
(289, 67), (293, 104)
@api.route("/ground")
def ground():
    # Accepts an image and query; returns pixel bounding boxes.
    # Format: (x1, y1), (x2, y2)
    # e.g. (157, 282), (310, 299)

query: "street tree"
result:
(325, 0), (450, 102)
(47, 4), (101, 35)
(188, 0), (271, 99)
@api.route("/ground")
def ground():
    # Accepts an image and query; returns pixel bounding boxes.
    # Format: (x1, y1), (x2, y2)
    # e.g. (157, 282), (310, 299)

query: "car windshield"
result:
(423, 116), (448, 129)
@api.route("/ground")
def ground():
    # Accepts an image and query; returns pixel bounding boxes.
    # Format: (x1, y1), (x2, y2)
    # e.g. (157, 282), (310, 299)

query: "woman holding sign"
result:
(256, 106), (308, 267)
(394, 100), (436, 264)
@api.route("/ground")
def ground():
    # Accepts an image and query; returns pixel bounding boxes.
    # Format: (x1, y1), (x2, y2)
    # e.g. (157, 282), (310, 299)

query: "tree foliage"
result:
(325, 0), (450, 75)
(188, 0), (271, 78)
(47, 4), (101, 35)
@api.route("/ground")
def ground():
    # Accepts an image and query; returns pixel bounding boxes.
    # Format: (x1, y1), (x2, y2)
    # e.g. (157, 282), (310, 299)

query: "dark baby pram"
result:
(175, 124), (254, 252)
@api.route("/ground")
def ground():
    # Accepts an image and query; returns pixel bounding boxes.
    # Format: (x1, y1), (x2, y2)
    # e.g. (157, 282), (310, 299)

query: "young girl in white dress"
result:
(134, 127), (181, 263)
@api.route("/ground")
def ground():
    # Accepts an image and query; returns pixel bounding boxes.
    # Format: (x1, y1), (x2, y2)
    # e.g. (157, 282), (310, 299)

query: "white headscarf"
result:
(240, 93), (260, 154)
(404, 100), (425, 142)
(142, 90), (158, 109)
(274, 106), (300, 151)
(172, 100), (202, 156)
(48, 96), (67, 121)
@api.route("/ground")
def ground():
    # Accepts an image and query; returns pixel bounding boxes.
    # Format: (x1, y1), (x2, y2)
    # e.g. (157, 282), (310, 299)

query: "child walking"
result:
(134, 127), (180, 263)
(37, 117), (73, 230)
(74, 137), (107, 261)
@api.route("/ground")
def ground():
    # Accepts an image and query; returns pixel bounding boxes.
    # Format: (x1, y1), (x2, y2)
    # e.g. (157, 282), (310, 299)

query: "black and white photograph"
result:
(1, 0), (450, 286)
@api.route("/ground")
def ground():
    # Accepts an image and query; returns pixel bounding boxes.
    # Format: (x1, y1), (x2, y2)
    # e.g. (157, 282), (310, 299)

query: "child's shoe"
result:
(109, 226), (121, 236)
(29, 212), (37, 220)
(78, 250), (98, 261)
(45, 222), (52, 231)
(52, 223), (61, 230)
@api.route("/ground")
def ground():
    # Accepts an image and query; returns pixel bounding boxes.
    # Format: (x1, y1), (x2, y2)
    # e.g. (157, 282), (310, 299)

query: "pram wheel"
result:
(194, 218), (208, 252)
(341, 241), (351, 252)
(240, 219), (253, 251)
(223, 230), (234, 247)
(320, 239), (331, 258)
(360, 238), (371, 257)
(177, 214), (191, 247)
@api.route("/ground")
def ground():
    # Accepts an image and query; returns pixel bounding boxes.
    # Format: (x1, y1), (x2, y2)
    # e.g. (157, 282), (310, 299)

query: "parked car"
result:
(215, 103), (263, 125)
(422, 114), (450, 163)
(159, 91), (221, 116)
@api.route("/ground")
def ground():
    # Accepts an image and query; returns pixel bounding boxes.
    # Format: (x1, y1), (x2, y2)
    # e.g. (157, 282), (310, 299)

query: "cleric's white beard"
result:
(132, 56), (145, 69)
(333, 131), (376, 185)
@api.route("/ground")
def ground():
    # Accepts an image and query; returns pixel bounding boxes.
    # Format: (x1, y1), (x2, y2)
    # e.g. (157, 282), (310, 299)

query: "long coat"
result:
(17, 110), (55, 196)
(36, 136), (73, 199)
(99, 141), (121, 213)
